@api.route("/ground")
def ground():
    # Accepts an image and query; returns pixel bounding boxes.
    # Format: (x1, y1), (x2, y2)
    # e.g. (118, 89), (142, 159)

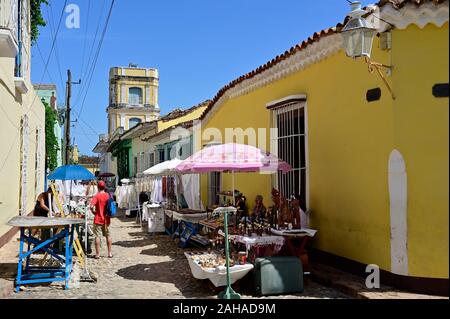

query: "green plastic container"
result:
(254, 257), (304, 296)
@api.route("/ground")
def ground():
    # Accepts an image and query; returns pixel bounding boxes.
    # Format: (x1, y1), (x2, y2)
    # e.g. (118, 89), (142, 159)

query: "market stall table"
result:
(165, 209), (208, 247)
(142, 203), (165, 234)
(218, 230), (286, 263)
(271, 228), (318, 270)
(8, 216), (84, 292)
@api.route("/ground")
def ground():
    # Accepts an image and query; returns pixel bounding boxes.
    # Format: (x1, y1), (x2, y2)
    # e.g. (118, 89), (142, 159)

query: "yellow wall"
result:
(107, 66), (160, 136)
(113, 79), (158, 106)
(390, 24), (449, 278)
(200, 24), (448, 279)
(0, 57), (46, 237)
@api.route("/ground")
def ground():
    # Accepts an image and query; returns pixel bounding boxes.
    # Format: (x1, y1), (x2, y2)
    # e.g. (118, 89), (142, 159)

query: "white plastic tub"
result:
(184, 252), (254, 287)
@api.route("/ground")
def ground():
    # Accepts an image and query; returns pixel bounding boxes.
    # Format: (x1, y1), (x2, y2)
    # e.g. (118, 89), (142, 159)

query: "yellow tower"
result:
(107, 64), (160, 136)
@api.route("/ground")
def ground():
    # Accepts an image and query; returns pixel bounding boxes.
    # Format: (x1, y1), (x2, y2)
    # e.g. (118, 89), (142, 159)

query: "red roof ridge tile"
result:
(199, 0), (448, 121)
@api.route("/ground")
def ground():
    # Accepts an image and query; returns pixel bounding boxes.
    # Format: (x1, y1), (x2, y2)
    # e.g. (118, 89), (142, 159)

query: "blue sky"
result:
(32, 0), (373, 155)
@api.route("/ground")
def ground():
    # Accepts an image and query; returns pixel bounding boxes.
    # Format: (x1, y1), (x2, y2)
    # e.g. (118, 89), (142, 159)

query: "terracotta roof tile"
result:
(199, 0), (447, 121)
(161, 100), (211, 122)
(377, 0), (446, 9)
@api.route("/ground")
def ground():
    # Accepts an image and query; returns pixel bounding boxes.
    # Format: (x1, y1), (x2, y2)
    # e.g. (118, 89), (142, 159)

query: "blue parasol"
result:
(47, 165), (95, 181)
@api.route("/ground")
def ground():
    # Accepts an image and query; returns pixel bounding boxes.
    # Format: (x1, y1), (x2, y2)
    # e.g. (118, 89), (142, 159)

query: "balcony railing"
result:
(14, 0), (28, 79)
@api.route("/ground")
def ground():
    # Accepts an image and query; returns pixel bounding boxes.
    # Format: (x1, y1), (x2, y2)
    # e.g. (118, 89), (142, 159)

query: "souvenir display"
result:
(277, 196), (293, 227)
(251, 195), (267, 222)
(189, 251), (235, 269)
(290, 197), (302, 229)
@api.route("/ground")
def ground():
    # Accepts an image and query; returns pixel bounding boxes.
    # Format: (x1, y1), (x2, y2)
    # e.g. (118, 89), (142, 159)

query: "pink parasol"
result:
(175, 143), (291, 299)
(175, 143), (291, 174)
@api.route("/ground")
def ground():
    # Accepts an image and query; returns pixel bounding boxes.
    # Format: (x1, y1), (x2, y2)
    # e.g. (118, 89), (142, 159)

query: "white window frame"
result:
(268, 95), (309, 211)
(148, 151), (155, 169)
(128, 87), (143, 106)
(208, 172), (222, 206)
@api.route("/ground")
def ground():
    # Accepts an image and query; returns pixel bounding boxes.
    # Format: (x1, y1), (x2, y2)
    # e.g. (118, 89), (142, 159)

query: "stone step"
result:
(309, 262), (447, 299)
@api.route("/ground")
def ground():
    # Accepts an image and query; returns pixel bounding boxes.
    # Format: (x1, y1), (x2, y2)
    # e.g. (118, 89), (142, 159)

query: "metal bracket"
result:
(365, 57), (395, 100)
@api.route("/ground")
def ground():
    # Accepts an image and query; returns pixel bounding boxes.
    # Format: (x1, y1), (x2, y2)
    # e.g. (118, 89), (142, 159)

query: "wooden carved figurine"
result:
(252, 195), (266, 222)
(290, 198), (302, 229)
(277, 195), (293, 227)
(268, 188), (281, 227)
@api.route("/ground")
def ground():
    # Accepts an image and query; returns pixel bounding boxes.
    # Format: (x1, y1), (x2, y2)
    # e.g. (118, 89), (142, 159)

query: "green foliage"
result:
(30, 0), (49, 44)
(44, 101), (59, 171)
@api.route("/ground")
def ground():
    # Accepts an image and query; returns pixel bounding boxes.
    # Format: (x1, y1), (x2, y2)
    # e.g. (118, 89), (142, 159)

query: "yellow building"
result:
(117, 100), (209, 177)
(78, 155), (100, 175)
(197, 1), (448, 294)
(107, 65), (160, 135)
(0, 0), (46, 246)
(93, 65), (161, 177)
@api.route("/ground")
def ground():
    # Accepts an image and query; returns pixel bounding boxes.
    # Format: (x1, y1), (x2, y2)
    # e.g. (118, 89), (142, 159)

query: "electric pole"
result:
(64, 70), (81, 165)
(64, 70), (72, 165)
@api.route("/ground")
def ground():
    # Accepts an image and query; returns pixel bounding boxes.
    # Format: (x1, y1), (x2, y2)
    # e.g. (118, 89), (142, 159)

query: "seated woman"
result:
(32, 188), (53, 239)
(34, 187), (53, 217)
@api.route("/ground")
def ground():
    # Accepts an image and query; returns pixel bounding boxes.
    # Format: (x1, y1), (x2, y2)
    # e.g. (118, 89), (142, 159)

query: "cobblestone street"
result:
(0, 214), (349, 299)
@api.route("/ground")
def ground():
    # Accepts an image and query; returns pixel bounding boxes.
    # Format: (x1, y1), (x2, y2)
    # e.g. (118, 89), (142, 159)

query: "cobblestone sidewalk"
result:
(0, 215), (349, 299)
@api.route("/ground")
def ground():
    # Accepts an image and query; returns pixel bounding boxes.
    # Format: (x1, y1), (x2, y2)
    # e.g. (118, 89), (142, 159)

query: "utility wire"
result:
(35, 42), (57, 86)
(79, 0), (92, 83)
(73, 0), (106, 107)
(73, 0), (115, 132)
(72, 107), (100, 136)
(46, 3), (65, 94)
(75, 119), (99, 146)
(73, 0), (111, 143)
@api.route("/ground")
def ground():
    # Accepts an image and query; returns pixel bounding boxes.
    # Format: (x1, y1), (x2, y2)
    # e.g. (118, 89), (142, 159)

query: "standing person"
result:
(90, 181), (113, 259)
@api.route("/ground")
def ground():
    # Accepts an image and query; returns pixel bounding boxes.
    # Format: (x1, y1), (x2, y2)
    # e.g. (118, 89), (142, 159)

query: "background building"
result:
(93, 64), (161, 178)
(78, 155), (100, 175)
(33, 83), (63, 168)
(107, 65), (160, 135)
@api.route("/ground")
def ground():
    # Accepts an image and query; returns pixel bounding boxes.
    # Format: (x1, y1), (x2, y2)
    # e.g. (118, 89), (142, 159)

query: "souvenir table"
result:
(8, 216), (84, 292)
(218, 230), (285, 263)
(165, 209), (207, 247)
(271, 228), (318, 269)
(185, 251), (253, 287)
(142, 203), (165, 234)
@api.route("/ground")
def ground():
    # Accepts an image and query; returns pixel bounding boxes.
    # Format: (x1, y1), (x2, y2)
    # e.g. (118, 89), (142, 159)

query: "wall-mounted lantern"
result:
(341, 1), (377, 59)
(341, 1), (395, 99)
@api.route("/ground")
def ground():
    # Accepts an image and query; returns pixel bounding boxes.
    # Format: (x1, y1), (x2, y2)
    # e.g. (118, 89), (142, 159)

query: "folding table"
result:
(7, 216), (84, 292)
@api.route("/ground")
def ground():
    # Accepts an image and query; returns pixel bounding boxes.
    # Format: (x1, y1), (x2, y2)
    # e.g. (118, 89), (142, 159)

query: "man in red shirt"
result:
(90, 181), (113, 259)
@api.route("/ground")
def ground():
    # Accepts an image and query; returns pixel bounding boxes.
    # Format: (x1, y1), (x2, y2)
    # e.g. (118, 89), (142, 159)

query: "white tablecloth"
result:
(143, 203), (165, 233)
(270, 228), (318, 238)
(142, 203), (163, 222)
(165, 210), (207, 223)
(218, 230), (286, 253)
